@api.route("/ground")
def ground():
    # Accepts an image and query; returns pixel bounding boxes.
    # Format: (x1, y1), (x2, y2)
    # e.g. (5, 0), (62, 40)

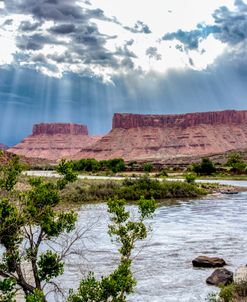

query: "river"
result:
(45, 189), (247, 302)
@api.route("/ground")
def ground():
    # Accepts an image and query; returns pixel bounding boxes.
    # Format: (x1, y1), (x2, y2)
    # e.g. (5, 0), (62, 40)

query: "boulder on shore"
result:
(192, 256), (226, 268)
(206, 268), (233, 286)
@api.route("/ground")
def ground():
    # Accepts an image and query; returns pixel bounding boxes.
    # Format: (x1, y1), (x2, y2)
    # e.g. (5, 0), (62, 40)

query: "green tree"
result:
(192, 158), (216, 176)
(0, 155), (156, 302)
(68, 196), (156, 302)
(0, 157), (78, 302)
(226, 153), (246, 174)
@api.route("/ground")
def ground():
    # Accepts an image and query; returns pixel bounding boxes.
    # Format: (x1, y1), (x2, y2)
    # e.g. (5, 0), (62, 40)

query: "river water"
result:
(48, 188), (247, 302)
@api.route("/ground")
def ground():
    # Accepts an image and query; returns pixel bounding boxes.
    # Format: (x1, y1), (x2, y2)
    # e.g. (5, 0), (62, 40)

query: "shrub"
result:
(142, 163), (153, 172)
(192, 158), (216, 175)
(185, 173), (196, 184)
(225, 153), (246, 174)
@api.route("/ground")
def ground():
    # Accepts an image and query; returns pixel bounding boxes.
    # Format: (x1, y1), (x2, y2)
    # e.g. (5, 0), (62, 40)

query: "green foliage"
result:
(61, 176), (205, 204)
(56, 159), (78, 189)
(72, 158), (126, 174)
(142, 163), (153, 173)
(25, 290), (44, 302)
(219, 283), (236, 302)
(185, 173), (196, 184)
(0, 158), (78, 301)
(192, 158), (216, 175)
(0, 155), (23, 191)
(225, 153), (246, 174)
(68, 272), (102, 302)
(0, 278), (16, 302)
(155, 169), (168, 178)
(38, 251), (64, 282)
(68, 196), (156, 302)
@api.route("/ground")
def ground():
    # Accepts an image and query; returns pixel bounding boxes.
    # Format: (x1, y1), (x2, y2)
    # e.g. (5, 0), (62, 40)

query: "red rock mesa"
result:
(74, 110), (247, 162)
(8, 123), (101, 161)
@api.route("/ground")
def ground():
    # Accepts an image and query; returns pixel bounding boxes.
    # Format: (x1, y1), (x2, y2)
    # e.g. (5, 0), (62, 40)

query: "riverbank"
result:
(14, 173), (247, 205)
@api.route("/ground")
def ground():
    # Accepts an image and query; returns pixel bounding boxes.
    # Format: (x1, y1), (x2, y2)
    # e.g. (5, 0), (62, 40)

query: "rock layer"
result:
(74, 110), (247, 162)
(8, 123), (100, 161)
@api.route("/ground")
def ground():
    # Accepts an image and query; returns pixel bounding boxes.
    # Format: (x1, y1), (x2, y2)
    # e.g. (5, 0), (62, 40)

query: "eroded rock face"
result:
(74, 110), (247, 162)
(112, 111), (247, 129)
(33, 123), (88, 136)
(8, 123), (100, 161)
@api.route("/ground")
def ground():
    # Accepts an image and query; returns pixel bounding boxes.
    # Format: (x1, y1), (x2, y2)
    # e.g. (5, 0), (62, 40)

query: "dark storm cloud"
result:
(121, 57), (134, 69)
(146, 47), (162, 60)
(163, 1), (247, 50)
(212, 2), (247, 45)
(163, 25), (220, 50)
(124, 20), (152, 34)
(49, 23), (76, 34)
(19, 20), (43, 32)
(4, 0), (114, 24)
(1, 0), (150, 80)
(115, 42), (137, 59)
(2, 0), (140, 77)
(16, 33), (57, 51)
(3, 18), (13, 26)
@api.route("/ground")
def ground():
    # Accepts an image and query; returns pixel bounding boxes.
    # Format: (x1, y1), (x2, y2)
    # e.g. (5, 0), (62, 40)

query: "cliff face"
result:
(74, 110), (247, 162)
(33, 123), (88, 136)
(8, 123), (100, 161)
(112, 110), (247, 129)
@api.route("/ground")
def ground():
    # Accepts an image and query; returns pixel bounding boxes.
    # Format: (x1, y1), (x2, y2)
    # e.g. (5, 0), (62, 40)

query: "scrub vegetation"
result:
(0, 154), (156, 302)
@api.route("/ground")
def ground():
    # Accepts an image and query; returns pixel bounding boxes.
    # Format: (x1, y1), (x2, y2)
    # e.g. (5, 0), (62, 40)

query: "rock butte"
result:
(8, 123), (101, 161)
(73, 110), (247, 162)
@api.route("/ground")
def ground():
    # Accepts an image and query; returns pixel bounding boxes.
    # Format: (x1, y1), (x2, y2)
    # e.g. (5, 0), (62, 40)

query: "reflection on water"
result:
(52, 190), (247, 302)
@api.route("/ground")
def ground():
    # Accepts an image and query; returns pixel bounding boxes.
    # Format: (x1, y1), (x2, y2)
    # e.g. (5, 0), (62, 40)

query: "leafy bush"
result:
(185, 173), (196, 184)
(72, 158), (126, 173)
(192, 158), (216, 175)
(62, 176), (205, 204)
(225, 153), (247, 174)
(142, 163), (153, 172)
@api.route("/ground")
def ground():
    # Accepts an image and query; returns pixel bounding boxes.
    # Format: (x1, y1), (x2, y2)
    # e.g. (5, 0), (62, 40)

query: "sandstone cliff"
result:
(74, 110), (247, 162)
(8, 123), (100, 161)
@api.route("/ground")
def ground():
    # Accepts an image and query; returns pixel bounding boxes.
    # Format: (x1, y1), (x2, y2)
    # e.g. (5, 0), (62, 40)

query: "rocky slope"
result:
(0, 144), (8, 150)
(74, 110), (247, 162)
(8, 123), (100, 161)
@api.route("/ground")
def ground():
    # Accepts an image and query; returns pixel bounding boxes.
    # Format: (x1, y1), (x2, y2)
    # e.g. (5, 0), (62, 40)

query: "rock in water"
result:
(8, 123), (101, 161)
(206, 268), (233, 286)
(74, 109), (247, 162)
(192, 256), (226, 268)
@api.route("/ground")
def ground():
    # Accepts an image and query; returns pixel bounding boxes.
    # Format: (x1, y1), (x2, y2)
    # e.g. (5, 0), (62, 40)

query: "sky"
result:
(1, 0), (247, 145)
